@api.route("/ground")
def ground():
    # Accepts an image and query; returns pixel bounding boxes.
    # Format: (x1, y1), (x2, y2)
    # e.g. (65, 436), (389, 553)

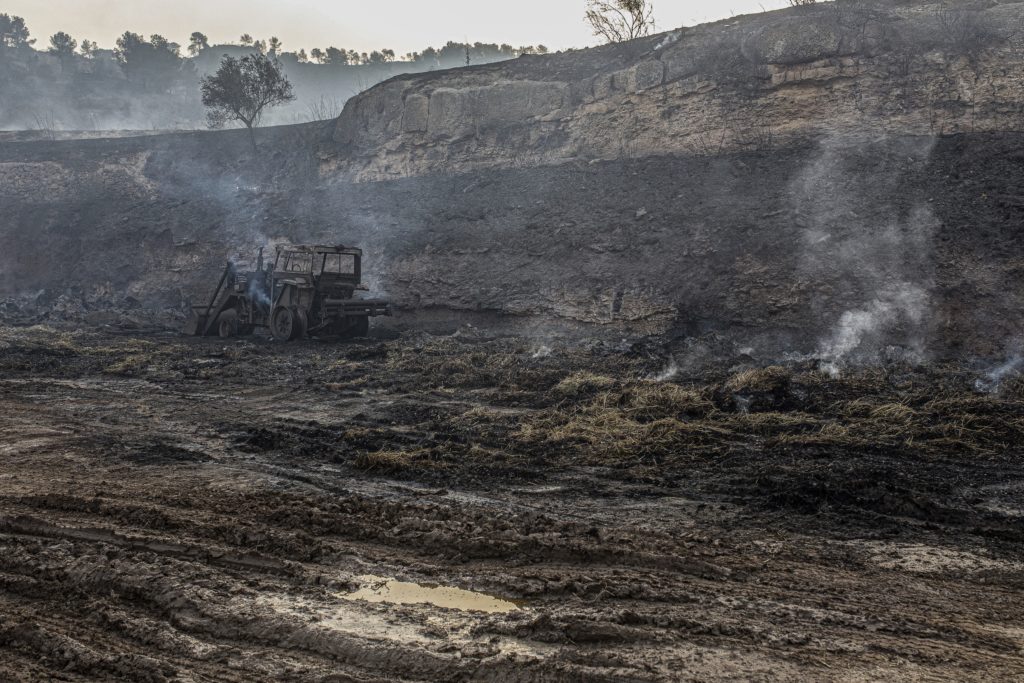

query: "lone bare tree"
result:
(200, 53), (295, 153)
(585, 0), (655, 43)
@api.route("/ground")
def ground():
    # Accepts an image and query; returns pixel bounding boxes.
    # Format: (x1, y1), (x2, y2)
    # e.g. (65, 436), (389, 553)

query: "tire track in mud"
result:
(2, 466), (1020, 681)
(1, 330), (1024, 680)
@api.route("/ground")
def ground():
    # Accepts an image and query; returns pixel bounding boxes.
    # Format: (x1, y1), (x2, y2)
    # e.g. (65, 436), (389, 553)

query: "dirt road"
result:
(1, 325), (1022, 681)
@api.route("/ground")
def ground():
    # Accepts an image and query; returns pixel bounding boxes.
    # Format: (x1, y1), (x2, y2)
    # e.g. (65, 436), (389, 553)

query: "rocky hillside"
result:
(2, 0), (1023, 363)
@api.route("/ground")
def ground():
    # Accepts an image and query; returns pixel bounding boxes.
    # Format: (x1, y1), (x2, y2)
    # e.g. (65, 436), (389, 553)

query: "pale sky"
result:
(5, 1), (790, 55)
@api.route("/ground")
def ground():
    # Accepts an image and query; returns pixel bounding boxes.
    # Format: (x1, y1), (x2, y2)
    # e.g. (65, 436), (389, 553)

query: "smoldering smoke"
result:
(975, 345), (1023, 393)
(790, 136), (938, 374)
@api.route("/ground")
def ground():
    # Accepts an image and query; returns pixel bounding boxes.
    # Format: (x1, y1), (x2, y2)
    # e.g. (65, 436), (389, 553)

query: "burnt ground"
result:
(0, 324), (1023, 681)
(5, 131), (1024, 358)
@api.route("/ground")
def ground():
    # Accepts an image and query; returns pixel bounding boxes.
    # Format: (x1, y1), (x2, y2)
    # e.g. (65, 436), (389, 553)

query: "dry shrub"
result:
(930, 7), (1007, 55)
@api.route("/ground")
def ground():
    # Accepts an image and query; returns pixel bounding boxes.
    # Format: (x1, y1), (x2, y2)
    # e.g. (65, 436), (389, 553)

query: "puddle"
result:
(342, 575), (520, 614)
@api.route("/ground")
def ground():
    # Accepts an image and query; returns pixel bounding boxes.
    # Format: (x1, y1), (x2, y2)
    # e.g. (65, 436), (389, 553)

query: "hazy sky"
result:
(5, 1), (790, 54)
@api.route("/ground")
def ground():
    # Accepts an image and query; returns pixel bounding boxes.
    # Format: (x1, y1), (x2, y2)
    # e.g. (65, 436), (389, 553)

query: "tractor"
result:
(185, 245), (390, 340)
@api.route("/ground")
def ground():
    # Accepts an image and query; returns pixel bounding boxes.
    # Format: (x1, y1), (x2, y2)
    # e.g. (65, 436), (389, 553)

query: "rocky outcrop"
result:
(324, 1), (1024, 181)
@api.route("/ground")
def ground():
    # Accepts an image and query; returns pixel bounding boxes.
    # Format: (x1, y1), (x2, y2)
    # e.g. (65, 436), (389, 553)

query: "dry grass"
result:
(725, 366), (791, 393)
(103, 354), (155, 375)
(1000, 376), (1024, 400)
(542, 410), (726, 463)
(838, 399), (878, 418)
(518, 381), (727, 464)
(355, 450), (412, 472)
(608, 382), (715, 420)
(725, 411), (821, 436)
(7, 327), (1024, 474)
(554, 371), (616, 397)
(507, 358), (1024, 468)
(870, 403), (918, 425)
(384, 337), (555, 390)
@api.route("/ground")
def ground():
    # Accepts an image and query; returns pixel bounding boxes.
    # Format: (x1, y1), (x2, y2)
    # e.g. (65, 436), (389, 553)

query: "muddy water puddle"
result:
(343, 575), (520, 613)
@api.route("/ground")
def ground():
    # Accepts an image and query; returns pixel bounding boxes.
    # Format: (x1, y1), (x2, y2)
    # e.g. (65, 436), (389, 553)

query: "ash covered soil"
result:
(1, 325), (1023, 681)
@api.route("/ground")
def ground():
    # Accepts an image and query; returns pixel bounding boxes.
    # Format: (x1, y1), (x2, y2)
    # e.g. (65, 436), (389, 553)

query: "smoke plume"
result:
(791, 136), (938, 373)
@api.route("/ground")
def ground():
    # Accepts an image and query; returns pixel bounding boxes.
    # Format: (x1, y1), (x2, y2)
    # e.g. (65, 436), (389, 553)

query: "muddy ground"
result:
(0, 324), (1022, 681)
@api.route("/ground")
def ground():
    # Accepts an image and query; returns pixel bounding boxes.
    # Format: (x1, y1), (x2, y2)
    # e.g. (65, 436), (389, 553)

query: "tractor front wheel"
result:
(217, 310), (239, 338)
(271, 306), (307, 341)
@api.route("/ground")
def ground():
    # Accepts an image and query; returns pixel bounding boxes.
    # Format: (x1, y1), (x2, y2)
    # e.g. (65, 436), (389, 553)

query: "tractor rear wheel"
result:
(217, 310), (238, 338)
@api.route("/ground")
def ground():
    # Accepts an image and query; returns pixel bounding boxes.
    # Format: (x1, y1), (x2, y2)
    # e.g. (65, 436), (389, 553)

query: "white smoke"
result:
(648, 357), (680, 382)
(356, 239), (389, 299)
(818, 285), (929, 375)
(247, 276), (271, 307)
(655, 31), (682, 51)
(792, 136), (938, 372)
(531, 344), (552, 359)
(975, 346), (1023, 393)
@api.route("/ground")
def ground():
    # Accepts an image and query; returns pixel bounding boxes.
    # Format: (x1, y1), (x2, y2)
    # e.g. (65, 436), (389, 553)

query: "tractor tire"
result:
(217, 310), (239, 338)
(271, 306), (295, 341)
(271, 306), (307, 341)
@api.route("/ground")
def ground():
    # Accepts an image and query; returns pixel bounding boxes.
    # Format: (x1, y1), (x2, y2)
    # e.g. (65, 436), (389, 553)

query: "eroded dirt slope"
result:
(3, 132), (1024, 359)
(1, 326), (1022, 681)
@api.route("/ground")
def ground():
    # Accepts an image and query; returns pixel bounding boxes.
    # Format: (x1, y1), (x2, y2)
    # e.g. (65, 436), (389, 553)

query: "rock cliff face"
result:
(2, 1), (1024, 361)
(324, 1), (1024, 181)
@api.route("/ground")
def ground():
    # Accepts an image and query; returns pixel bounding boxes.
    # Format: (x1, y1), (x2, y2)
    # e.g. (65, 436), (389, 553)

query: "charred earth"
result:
(0, 326), (1023, 680)
(2, 0), (1024, 680)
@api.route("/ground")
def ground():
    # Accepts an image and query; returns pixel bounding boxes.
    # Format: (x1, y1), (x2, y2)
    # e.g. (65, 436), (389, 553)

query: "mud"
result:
(1, 324), (1023, 681)
(344, 575), (521, 613)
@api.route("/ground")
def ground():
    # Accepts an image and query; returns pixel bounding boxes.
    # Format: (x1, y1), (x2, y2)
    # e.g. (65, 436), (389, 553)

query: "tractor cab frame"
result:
(185, 244), (390, 341)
